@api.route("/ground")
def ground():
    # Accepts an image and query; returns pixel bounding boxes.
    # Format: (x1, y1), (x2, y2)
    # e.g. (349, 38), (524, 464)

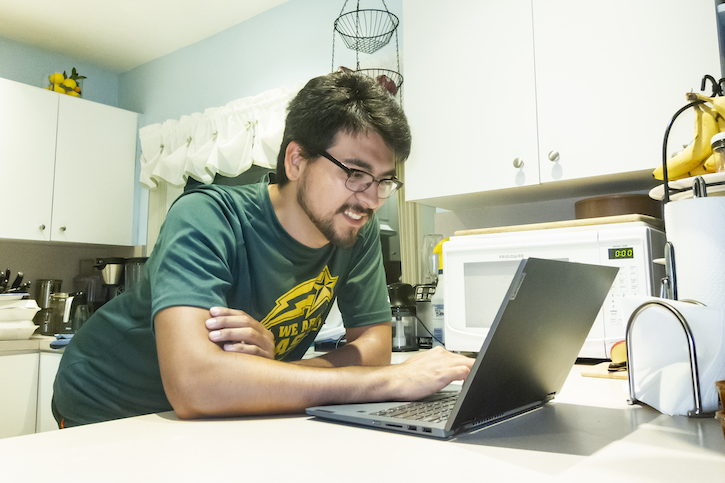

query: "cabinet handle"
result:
(39, 224), (46, 231)
(548, 150), (560, 162)
(512, 158), (524, 169)
(59, 226), (67, 232)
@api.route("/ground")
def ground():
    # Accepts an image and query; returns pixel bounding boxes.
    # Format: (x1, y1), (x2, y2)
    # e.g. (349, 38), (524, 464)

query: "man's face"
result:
(296, 131), (396, 248)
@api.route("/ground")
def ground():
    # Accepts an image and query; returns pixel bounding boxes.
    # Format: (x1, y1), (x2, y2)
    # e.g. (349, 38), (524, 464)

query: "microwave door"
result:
(443, 231), (604, 354)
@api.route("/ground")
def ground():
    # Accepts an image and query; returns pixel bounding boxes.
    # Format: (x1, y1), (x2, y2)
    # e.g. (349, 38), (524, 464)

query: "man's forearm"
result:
(293, 322), (392, 368)
(293, 343), (386, 368)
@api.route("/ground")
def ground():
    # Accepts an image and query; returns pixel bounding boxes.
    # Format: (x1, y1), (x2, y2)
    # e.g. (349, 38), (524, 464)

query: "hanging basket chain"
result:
(330, 0), (404, 103)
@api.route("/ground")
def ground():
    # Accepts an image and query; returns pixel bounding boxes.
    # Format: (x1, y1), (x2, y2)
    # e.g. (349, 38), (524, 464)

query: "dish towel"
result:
(50, 334), (74, 349)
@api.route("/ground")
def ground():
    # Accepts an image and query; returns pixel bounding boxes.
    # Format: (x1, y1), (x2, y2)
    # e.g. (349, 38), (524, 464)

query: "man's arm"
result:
(205, 306), (391, 367)
(156, 306), (473, 419)
(291, 322), (392, 368)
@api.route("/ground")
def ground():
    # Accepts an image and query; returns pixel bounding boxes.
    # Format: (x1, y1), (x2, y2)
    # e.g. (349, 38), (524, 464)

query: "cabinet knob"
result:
(548, 150), (560, 162)
(59, 226), (67, 232)
(512, 158), (524, 169)
(39, 224), (46, 231)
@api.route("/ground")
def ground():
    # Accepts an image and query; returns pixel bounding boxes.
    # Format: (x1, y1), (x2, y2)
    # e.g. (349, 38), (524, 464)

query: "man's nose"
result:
(356, 182), (382, 209)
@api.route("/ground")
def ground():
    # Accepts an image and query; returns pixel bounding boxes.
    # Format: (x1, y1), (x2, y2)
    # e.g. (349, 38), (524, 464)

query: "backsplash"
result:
(0, 239), (142, 298)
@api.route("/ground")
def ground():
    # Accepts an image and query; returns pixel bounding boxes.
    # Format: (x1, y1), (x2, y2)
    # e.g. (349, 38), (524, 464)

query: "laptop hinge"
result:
(462, 401), (544, 432)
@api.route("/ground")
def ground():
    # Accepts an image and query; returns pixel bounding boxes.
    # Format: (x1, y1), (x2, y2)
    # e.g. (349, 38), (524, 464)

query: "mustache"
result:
(338, 204), (374, 218)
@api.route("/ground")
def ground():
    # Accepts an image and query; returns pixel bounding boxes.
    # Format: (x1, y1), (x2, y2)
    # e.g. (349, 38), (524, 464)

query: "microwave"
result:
(441, 220), (666, 359)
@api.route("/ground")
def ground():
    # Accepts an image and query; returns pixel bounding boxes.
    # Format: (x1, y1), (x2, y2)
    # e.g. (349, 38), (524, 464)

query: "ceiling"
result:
(0, 0), (292, 73)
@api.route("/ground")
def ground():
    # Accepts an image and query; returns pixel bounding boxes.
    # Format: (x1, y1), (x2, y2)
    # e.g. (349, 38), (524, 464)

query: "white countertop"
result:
(0, 362), (722, 482)
(0, 334), (60, 353)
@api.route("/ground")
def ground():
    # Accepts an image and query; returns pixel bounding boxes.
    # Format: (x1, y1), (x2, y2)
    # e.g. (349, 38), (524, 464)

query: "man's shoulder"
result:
(170, 181), (269, 218)
(180, 180), (266, 202)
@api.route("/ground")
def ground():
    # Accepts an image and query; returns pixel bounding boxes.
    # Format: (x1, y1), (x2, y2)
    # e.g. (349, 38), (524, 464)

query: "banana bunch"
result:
(653, 95), (723, 180)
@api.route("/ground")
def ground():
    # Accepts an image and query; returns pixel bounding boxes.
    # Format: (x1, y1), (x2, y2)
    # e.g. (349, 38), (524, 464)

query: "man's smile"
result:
(341, 205), (372, 225)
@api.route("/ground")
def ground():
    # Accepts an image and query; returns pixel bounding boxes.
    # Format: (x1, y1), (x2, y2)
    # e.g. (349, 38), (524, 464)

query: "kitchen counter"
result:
(0, 334), (61, 353)
(0, 363), (722, 482)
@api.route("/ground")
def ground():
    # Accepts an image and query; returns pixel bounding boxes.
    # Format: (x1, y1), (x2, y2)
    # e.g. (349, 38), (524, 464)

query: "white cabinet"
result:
(36, 351), (62, 433)
(403, 0), (721, 203)
(0, 78), (57, 240)
(0, 352), (39, 439)
(52, 95), (138, 245)
(403, 0), (540, 201)
(532, 0), (720, 183)
(0, 76), (138, 245)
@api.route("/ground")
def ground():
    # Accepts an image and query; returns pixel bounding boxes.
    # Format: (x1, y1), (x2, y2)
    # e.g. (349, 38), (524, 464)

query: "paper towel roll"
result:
(664, 197), (725, 309)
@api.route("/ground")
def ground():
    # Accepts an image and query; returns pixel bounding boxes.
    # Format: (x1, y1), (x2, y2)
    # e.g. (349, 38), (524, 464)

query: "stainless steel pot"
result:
(35, 279), (62, 309)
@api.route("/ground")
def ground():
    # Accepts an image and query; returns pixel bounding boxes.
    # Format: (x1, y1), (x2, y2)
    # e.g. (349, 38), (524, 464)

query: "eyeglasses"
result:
(319, 151), (403, 199)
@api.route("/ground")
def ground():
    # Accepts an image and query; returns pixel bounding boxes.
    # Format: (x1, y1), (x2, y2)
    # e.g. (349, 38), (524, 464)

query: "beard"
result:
(297, 172), (372, 249)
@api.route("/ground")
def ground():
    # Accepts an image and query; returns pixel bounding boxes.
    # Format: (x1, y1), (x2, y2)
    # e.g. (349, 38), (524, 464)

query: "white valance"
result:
(139, 84), (302, 189)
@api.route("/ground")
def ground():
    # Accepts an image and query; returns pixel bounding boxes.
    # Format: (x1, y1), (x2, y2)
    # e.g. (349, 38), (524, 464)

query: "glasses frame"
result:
(318, 151), (403, 199)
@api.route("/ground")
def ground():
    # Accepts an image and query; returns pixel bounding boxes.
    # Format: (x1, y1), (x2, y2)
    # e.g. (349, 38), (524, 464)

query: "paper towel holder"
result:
(625, 299), (715, 418)
(659, 176), (709, 302)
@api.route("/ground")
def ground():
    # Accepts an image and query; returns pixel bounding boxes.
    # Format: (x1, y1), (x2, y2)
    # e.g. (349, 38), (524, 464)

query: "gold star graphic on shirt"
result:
(261, 266), (338, 328)
(308, 266), (337, 317)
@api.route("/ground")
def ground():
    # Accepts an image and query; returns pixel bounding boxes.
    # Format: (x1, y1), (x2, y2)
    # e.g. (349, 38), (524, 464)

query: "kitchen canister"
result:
(35, 279), (62, 309)
(663, 196), (725, 309)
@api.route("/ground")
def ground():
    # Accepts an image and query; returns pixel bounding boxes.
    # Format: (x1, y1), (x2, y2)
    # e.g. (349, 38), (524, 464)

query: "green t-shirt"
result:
(53, 180), (390, 424)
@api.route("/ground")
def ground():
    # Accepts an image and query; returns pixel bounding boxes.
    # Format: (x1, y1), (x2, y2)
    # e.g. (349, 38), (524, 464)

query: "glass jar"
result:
(50, 293), (74, 334)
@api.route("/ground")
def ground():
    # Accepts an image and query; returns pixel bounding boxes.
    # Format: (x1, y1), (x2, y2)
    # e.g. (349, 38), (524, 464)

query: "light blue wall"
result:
(117, 0), (402, 247)
(119, 0), (403, 127)
(0, 36), (120, 107)
(0, 0), (403, 124)
(0, 0), (404, 247)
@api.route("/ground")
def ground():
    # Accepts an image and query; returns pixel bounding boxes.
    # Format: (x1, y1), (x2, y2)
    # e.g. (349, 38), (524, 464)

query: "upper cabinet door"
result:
(0, 77), (58, 241)
(52, 96), (138, 245)
(533, 0), (721, 183)
(403, 0), (539, 202)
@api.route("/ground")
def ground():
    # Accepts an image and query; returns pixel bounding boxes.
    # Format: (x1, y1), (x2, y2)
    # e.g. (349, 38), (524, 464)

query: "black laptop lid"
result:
(446, 258), (618, 433)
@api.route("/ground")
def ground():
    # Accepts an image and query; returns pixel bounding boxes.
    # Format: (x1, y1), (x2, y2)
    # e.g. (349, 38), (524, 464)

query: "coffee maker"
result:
(388, 283), (418, 352)
(94, 258), (125, 303)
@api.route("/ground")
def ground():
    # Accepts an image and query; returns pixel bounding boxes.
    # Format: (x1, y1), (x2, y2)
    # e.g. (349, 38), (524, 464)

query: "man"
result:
(52, 71), (474, 427)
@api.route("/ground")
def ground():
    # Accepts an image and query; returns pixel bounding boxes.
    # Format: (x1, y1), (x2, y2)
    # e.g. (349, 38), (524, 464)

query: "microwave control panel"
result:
(597, 231), (666, 343)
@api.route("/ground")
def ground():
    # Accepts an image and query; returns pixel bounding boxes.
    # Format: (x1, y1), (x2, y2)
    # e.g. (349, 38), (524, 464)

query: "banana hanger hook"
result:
(701, 75), (724, 97)
(661, 100), (706, 204)
(661, 75), (724, 204)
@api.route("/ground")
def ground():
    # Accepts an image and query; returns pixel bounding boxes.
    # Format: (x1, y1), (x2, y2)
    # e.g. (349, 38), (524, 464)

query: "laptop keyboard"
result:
(371, 391), (459, 424)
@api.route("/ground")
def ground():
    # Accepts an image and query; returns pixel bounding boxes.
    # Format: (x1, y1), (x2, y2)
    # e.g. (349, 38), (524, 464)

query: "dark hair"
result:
(276, 70), (411, 186)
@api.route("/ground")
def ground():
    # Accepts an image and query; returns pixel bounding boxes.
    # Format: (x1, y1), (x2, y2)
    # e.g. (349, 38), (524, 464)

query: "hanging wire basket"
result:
(356, 68), (403, 96)
(334, 9), (399, 54)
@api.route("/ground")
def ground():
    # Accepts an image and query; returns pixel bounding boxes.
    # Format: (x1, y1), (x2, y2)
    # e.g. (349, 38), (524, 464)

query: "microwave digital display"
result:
(608, 247), (634, 259)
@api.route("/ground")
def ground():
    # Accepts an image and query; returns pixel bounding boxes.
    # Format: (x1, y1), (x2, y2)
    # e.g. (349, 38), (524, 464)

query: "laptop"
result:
(306, 258), (618, 439)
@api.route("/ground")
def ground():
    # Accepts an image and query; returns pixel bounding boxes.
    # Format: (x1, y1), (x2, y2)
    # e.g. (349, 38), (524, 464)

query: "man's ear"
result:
(284, 142), (306, 182)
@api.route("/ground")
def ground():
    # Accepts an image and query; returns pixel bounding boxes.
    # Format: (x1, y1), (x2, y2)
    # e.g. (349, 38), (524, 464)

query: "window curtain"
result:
(139, 83), (302, 190)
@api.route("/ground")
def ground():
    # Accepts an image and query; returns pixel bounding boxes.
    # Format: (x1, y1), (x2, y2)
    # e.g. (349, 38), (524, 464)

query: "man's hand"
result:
(385, 347), (475, 401)
(205, 307), (275, 359)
